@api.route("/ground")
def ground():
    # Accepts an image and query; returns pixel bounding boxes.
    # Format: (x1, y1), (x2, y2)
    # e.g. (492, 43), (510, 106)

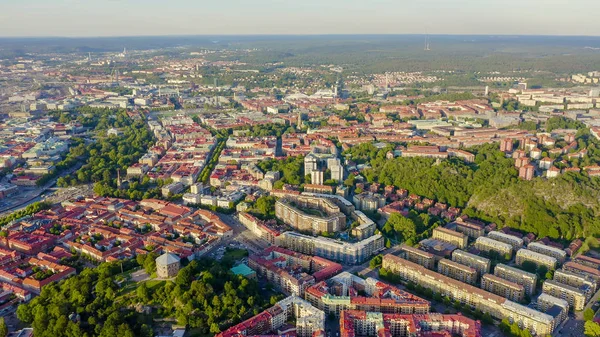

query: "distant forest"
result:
(3, 35), (600, 74)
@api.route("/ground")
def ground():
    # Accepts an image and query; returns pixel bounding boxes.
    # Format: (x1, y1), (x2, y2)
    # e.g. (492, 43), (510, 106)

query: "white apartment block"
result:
(475, 237), (513, 257)
(488, 231), (523, 250)
(516, 249), (558, 270)
(527, 242), (567, 264)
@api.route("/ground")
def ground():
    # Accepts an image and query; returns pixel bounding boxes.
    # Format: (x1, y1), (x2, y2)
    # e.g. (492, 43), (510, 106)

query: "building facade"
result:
(537, 293), (569, 329)
(475, 237), (513, 258)
(487, 231), (523, 250)
(542, 280), (586, 311)
(453, 218), (485, 238)
(339, 310), (482, 337)
(279, 232), (384, 265)
(494, 263), (538, 296)
(275, 196), (346, 235)
(382, 254), (554, 336)
(481, 274), (525, 302)
(527, 242), (567, 264)
(432, 227), (468, 249)
(155, 252), (181, 278)
(400, 244), (436, 270)
(516, 249), (558, 270)
(304, 272), (430, 317)
(438, 259), (478, 285)
(218, 296), (325, 337)
(452, 249), (491, 277)
(553, 269), (596, 300)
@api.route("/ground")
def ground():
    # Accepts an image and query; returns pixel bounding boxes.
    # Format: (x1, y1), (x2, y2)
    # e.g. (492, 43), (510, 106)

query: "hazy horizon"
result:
(2, 33), (600, 39)
(2, 0), (600, 37)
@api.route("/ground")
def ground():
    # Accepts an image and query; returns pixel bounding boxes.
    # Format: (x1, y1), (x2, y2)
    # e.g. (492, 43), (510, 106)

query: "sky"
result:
(1, 0), (599, 37)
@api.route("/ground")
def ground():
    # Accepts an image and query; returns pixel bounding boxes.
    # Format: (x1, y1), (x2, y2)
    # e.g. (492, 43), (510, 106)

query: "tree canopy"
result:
(349, 140), (600, 240)
(16, 256), (269, 337)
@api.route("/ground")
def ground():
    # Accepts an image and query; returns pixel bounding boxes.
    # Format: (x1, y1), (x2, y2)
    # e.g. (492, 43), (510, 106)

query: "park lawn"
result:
(224, 248), (249, 261)
(146, 279), (168, 290)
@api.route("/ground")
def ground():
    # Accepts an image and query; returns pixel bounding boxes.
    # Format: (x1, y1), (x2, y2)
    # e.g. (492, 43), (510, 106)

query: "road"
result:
(345, 245), (404, 275)
(201, 212), (269, 260)
(0, 162), (85, 216)
(555, 315), (584, 337)
(131, 269), (150, 283)
(554, 286), (600, 337)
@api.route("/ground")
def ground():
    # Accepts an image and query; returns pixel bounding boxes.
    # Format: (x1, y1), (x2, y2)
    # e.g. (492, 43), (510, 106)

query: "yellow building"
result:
(438, 259), (478, 285)
(432, 227), (468, 249)
(400, 244), (435, 269)
(516, 249), (558, 270)
(542, 280), (586, 311)
(494, 263), (537, 296)
(481, 274), (525, 302)
(382, 254), (554, 336)
(452, 249), (491, 277)
(475, 237), (513, 258)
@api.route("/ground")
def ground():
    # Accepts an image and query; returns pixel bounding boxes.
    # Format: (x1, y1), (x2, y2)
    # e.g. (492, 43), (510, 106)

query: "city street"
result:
(0, 162), (86, 216)
(203, 212), (270, 258)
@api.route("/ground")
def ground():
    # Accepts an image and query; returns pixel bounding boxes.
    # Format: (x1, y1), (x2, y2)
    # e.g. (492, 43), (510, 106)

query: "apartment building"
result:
(275, 197), (346, 235)
(527, 242), (567, 264)
(481, 274), (525, 302)
(432, 227), (468, 249)
(453, 218), (485, 238)
(400, 244), (436, 269)
(487, 231), (524, 250)
(304, 272), (430, 317)
(237, 212), (282, 245)
(248, 246), (342, 297)
(351, 211), (377, 240)
(438, 259), (478, 285)
(352, 192), (386, 212)
(516, 249), (558, 270)
(279, 232), (384, 265)
(475, 237), (513, 258)
(553, 269), (597, 300)
(574, 255), (600, 269)
(218, 296), (325, 337)
(452, 249), (491, 276)
(339, 310), (482, 337)
(494, 264), (538, 296)
(563, 261), (600, 284)
(537, 293), (569, 329)
(542, 280), (586, 311)
(381, 254), (554, 336)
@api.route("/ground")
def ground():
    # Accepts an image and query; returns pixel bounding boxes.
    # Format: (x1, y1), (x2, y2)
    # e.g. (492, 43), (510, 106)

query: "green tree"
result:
(520, 261), (537, 273)
(382, 213), (417, 243)
(586, 321), (600, 337)
(176, 266), (193, 287)
(136, 283), (150, 302)
(210, 323), (221, 334)
(585, 308), (596, 322)
(16, 304), (33, 323)
(369, 254), (383, 269)
(344, 174), (356, 187)
(0, 317), (7, 337)
(252, 196), (276, 218)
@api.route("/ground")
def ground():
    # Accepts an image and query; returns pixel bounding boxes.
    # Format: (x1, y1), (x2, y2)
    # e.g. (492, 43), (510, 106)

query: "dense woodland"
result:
(49, 108), (158, 199)
(346, 119), (600, 242)
(16, 256), (270, 337)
